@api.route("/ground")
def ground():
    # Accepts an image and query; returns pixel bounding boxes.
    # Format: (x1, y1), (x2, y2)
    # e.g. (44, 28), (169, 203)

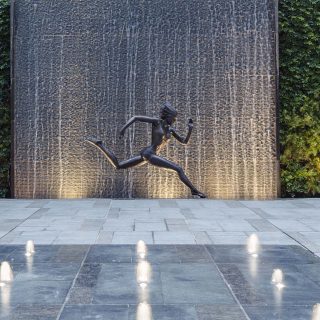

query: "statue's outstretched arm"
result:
(171, 119), (193, 145)
(120, 116), (159, 136)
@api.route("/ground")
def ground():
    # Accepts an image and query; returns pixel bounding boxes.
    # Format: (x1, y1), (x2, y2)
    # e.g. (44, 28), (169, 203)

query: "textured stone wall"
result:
(12, 0), (279, 199)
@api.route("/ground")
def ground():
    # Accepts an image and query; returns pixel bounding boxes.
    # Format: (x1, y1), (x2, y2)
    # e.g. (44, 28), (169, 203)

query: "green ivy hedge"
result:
(0, 0), (319, 197)
(0, 0), (10, 198)
(279, 0), (320, 197)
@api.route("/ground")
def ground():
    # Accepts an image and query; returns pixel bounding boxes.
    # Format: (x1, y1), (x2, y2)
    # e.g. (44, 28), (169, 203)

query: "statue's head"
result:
(160, 102), (177, 125)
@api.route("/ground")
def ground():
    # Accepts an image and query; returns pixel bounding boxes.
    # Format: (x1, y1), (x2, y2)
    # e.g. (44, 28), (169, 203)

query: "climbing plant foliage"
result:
(279, 0), (320, 197)
(0, 0), (10, 198)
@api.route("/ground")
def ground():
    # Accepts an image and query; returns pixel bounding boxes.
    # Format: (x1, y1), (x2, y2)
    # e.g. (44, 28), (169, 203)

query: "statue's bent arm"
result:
(120, 116), (159, 135)
(171, 127), (192, 145)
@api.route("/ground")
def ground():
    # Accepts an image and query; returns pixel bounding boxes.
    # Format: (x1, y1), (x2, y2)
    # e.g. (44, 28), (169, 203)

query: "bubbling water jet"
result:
(136, 240), (147, 260)
(271, 269), (285, 289)
(136, 302), (152, 320)
(312, 303), (320, 320)
(0, 261), (14, 286)
(247, 233), (260, 257)
(25, 240), (35, 257)
(136, 261), (152, 288)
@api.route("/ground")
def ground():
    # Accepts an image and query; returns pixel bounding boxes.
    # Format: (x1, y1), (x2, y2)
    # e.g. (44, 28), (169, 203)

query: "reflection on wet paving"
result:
(136, 240), (152, 320)
(0, 244), (319, 319)
(312, 303), (320, 320)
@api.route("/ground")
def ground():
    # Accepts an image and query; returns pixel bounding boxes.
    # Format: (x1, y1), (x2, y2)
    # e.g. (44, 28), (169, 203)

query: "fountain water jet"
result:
(25, 240), (35, 257)
(136, 302), (152, 320)
(0, 261), (14, 285)
(312, 303), (320, 320)
(137, 283), (150, 303)
(136, 261), (152, 288)
(247, 234), (260, 257)
(271, 269), (285, 289)
(0, 284), (11, 309)
(136, 240), (147, 260)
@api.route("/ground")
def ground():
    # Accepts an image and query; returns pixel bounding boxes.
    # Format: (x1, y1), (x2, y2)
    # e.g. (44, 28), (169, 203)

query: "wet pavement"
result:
(0, 244), (319, 319)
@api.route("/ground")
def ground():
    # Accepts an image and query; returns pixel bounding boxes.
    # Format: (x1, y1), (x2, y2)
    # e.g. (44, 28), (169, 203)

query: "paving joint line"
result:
(94, 199), (112, 245)
(0, 207), (45, 241)
(203, 245), (251, 320)
(267, 221), (316, 255)
(151, 231), (155, 244)
(56, 245), (92, 320)
(240, 205), (312, 252)
(164, 218), (169, 231)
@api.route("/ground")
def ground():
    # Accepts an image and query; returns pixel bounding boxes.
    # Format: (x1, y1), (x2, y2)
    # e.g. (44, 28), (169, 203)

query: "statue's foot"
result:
(191, 191), (207, 198)
(85, 137), (102, 146)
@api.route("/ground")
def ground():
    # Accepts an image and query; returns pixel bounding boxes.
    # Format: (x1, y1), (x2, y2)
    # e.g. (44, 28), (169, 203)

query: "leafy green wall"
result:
(0, 0), (319, 197)
(0, 0), (10, 198)
(279, 0), (320, 197)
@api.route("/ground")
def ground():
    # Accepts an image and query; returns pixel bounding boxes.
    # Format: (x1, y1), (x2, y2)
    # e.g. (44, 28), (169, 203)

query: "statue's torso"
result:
(151, 121), (171, 153)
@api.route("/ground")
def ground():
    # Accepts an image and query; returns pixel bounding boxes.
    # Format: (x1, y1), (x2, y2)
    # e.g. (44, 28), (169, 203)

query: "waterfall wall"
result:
(12, 0), (279, 199)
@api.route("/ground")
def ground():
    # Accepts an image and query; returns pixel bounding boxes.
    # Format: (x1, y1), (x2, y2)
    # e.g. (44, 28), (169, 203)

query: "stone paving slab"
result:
(112, 232), (154, 245)
(1, 199), (320, 255)
(0, 244), (319, 319)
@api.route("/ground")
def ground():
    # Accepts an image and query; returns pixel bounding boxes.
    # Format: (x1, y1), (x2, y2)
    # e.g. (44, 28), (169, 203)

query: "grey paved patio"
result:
(1, 199), (320, 319)
(0, 199), (320, 254)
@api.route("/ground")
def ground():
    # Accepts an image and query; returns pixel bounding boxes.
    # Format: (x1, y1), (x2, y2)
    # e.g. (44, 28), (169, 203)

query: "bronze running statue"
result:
(86, 102), (206, 198)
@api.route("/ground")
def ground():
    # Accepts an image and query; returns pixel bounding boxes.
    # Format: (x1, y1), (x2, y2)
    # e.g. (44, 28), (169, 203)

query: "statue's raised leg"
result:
(86, 138), (119, 168)
(86, 138), (146, 169)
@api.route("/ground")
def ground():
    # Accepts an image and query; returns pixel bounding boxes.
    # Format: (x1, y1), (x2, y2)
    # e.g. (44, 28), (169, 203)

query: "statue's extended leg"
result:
(147, 154), (206, 198)
(118, 156), (146, 169)
(86, 138), (146, 169)
(86, 138), (119, 168)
